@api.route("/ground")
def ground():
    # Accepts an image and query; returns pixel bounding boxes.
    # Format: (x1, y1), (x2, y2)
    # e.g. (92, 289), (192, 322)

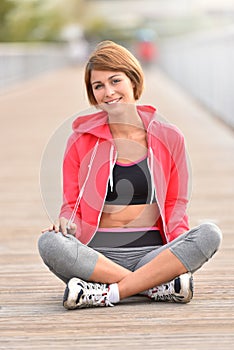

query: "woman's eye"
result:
(112, 79), (121, 84)
(94, 84), (103, 90)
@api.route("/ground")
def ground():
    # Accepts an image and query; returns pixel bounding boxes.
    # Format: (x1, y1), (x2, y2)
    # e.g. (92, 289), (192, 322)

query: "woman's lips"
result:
(105, 98), (122, 104)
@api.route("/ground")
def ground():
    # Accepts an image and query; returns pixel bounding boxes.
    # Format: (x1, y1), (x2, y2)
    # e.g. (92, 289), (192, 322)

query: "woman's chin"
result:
(99, 102), (136, 116)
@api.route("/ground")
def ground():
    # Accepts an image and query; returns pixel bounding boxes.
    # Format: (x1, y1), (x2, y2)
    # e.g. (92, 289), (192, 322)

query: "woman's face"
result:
(90, 70), (136, 108)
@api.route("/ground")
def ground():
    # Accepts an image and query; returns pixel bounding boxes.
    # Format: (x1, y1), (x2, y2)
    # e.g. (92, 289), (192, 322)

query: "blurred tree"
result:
(6, 0), (65, 42)
(0, 0), (134, 44)
(56, 0), (86, 25)
(0, 0), (88, 42)
(0, 0), (16, 41)
(84, 17), (111, 42)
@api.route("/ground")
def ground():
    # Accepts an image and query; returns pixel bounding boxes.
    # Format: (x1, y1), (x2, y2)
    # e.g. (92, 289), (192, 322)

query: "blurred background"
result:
(0, 0), (234, 128)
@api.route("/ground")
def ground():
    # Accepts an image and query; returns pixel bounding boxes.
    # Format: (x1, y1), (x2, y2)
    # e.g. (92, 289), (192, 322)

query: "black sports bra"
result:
(105, 156), (155, 205)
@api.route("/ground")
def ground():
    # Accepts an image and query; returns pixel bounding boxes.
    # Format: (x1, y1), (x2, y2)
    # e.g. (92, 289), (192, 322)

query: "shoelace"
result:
(80, 283), (114, 307)
(148, 281), (181, 302)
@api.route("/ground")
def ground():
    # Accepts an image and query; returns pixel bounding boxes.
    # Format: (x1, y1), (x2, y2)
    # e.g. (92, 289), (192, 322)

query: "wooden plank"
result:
(0, 67), (233, 350)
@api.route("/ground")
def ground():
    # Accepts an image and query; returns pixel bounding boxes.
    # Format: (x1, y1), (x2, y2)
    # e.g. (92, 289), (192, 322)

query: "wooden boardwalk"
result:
(0, 66), (233, 349)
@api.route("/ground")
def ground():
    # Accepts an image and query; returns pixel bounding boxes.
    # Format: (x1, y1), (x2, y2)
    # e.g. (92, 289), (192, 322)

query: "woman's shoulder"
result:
(72, 109), (108, 134)
(150, 113), (185, 142)
(63, 109), (108, 146)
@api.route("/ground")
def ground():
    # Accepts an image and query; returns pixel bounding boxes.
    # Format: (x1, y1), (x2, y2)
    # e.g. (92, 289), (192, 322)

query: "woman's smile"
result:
(105, 97), (122, 105)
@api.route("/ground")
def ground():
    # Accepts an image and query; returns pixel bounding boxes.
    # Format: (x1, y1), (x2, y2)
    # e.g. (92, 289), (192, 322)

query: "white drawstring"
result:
(67, 139), (100, 228)
(109, 145), (117, 192)
(148, 147), (155, 204)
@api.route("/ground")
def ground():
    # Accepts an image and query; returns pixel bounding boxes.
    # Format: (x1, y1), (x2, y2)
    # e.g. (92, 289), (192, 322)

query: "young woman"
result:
(38, 41), (222, 309)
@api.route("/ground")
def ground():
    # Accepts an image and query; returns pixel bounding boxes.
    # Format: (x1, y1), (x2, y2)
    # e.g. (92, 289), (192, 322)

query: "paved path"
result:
(0, 66), (233, 349)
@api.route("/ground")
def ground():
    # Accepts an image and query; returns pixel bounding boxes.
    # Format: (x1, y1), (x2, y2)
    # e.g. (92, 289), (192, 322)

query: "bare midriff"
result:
(99, 202), (160, 228)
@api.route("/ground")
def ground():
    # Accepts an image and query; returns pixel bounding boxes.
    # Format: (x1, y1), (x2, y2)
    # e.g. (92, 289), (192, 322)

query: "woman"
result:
(38, 41), (222, 309)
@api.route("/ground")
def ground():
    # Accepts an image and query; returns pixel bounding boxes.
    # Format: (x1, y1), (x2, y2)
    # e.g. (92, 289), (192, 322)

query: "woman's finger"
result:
(59, 217), (69, 236)
(41, 223), (54, 233)
(53, 219), (60, 233)
(67, 222), (77, 236)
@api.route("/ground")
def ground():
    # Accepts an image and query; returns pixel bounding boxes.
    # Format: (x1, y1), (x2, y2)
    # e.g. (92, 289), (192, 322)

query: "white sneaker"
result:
(63, 278), (114, 309)
(145, 272), (193, 303)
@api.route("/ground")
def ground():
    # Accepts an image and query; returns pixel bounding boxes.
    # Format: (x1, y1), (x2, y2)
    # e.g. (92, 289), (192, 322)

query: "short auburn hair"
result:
(84, 41), (144, 105)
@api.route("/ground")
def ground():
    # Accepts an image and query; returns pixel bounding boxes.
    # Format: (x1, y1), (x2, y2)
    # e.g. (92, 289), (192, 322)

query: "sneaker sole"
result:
(178, 272), (193, 303)
(63, 278), (83, 310)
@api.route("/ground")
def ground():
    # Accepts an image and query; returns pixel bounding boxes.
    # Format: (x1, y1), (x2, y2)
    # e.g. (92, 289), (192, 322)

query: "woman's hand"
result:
(41, 217), (77, 237)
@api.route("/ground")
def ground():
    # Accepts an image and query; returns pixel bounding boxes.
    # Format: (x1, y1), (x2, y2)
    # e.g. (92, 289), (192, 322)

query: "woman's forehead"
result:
(90, 70), (126, 82)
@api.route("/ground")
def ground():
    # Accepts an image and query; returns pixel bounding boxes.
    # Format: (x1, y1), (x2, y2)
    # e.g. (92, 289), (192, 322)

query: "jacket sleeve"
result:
(164, 130), (190, 241)
(59, 134), (82, 235)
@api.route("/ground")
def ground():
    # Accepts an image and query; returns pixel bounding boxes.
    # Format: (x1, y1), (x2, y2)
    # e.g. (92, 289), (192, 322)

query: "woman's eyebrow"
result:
(91, 80), (102, 85)
(91, 74), (121, 85)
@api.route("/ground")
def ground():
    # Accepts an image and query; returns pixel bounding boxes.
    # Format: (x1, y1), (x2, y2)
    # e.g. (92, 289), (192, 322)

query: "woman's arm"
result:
(59, 134), (82, 236)
(41, 134), (80, 236)
(165, 132), (190, 241)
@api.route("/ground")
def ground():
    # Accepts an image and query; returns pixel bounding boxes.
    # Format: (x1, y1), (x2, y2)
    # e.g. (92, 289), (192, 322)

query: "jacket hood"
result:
(72, 105), (157, 139)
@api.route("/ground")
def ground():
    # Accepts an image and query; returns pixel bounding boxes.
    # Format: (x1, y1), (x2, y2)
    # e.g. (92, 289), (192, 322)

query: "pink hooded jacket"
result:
(59, 105), (190, 245)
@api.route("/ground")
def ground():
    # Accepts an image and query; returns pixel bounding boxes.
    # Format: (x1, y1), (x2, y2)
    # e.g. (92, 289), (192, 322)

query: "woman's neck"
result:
(108, 105), (145, 138)
(109, 122), (145, 139)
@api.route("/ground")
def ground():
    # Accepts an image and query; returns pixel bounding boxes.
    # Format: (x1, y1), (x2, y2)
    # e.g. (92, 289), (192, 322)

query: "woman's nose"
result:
(105, 85), (115, 97)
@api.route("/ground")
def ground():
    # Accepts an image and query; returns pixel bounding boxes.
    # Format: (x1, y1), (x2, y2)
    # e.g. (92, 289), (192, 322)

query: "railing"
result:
(158, 26), (234, 129)
(0, 43), (70, 92)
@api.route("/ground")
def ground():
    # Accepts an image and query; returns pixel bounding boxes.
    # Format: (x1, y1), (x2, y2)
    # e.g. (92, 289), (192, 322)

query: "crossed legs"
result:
(38, 223), (222, 300)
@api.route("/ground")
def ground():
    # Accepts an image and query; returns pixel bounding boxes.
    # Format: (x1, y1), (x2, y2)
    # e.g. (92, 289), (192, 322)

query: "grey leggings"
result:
(38, 223), (222, 284)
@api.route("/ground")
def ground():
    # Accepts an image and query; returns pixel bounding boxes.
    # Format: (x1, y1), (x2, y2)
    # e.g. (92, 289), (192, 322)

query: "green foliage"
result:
(0, 0), (16, 41)
(0, 0), (68, 42)
(0, 0), (137, 44)
(0, 0), (14, 19)
(5, 0), (65, 42)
